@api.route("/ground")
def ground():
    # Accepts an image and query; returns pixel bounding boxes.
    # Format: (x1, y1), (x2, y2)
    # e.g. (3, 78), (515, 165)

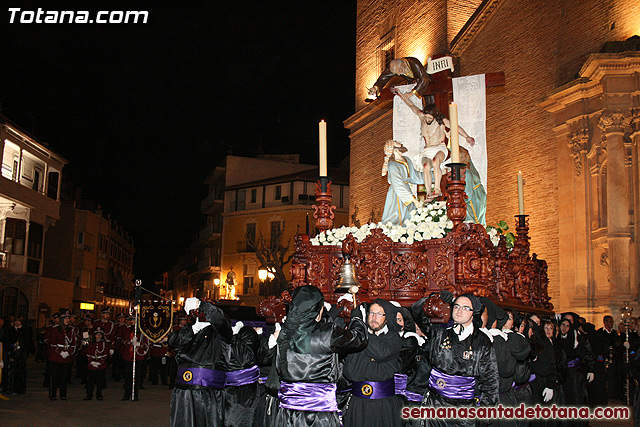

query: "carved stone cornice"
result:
(598, 109), (633, 135)
(450, 0), (504, 56)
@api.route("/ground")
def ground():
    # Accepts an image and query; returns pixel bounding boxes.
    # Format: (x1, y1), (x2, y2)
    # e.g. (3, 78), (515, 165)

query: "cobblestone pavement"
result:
(0, 357), (170, 427)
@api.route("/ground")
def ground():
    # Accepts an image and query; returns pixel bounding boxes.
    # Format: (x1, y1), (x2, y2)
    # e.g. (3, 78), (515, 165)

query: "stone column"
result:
(567, 125), (593, 303)
(598, 110), (633, 301)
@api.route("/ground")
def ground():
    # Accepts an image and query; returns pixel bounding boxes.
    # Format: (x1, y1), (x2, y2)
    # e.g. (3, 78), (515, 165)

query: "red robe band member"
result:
(119, 316), (150, 401)
(93, 308), (116, 346)
(45, 311), (77, 400)
(84, 327), (110, 400)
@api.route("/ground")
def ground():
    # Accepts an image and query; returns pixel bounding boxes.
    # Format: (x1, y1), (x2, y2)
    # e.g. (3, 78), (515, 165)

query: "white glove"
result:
(184, 297), (200, 313)
(337, 293), (353, 304)
(232, 321), (244, 335)
(254, 327), (263, 335)
(389, 300), (401, 308)
(586, 372), (594, 383)
(624, 341), (631, 349)
(132, 337), (140, 347)
(275, 322), (282, 332)
(192, 319), (210, 334)
(90, 361), (101, 368)
(109, 349), (114, 355)
(323, 302), (332, 311)
(60, 351), (69, 359)
(542, 388), (553, 402)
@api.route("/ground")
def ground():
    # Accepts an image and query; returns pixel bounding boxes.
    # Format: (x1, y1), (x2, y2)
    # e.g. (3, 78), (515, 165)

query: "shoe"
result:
(83, 396), (92, 401)
(122, 396), (130, 401)
(133, 397), (139, 401)
(49, 396), (56, 400)
(97, 396), (103, 401)
(61, 397), (67, 401)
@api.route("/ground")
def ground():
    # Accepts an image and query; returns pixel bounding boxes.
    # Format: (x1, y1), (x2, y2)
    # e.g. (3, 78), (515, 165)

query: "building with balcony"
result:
(43, 200), (135, 317)
(221, 164), (349, 305)
(166, 154), (349, 307)
(0, 115), (67, 325)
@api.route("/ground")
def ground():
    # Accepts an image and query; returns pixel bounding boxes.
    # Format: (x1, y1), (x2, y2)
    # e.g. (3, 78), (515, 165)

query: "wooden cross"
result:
(376, 55), (505, 117)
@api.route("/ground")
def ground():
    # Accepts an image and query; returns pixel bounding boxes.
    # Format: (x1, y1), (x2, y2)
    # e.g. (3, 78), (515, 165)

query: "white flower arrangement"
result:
(310, 201), (454, 246)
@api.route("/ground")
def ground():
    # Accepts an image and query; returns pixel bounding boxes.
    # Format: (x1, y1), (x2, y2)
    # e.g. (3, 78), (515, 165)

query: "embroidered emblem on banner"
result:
(463, 351), (473, 360)
(436, 378), (446, 389)
(183, 370), (193, 382)
(140, 300), (173, 343)
(362, 384), (373, 396)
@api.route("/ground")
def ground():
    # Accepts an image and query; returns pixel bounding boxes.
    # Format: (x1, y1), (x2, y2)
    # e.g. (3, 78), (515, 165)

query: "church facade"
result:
(346, 0), (640, 320)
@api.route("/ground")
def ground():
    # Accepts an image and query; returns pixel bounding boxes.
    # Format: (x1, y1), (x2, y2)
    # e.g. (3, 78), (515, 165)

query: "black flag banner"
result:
(139, 300), (173, 343)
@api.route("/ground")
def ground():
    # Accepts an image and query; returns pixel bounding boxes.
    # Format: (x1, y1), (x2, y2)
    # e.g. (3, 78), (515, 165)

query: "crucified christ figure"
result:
(392, 88), (475, 201)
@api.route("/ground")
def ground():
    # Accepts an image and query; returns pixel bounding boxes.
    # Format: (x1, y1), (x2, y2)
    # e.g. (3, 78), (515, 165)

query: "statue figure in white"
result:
(392, 88), (475, 202)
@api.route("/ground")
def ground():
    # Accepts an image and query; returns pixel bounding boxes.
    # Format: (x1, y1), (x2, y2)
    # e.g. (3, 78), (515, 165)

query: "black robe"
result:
(169, 305), (232, 427)
(275, 316), (368, 427)
(224, 325), (261, 427)
(559, 329), (594, 427)
(491, 330), (531, 427)
(342, 326), (415, 427)
(412, 299), (499, 427)
(584, 324), (608, 406)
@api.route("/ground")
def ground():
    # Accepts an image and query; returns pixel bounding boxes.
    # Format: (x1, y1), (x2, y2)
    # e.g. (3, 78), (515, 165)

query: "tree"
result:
(247, 222), (294, 295)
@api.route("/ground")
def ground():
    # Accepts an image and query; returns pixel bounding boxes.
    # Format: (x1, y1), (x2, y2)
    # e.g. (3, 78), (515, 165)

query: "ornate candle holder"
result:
(513, 214), (530, 259)
(312, 176), (336, 234)
(445, 163), (467, 228)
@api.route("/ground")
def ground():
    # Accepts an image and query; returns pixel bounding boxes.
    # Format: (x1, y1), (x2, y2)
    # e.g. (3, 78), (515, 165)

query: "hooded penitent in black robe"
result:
(224, 325), (261, 426)
(342, 298), (416, 427)
(558, 321), (594, 427)
(274, 285), (368, 427)
(583, 322), (608, 407)
(411, 294), (499, 427)
(169, 302), (232, 427)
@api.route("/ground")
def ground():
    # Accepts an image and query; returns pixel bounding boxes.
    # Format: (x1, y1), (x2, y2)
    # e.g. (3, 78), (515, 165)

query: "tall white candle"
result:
(517, 171), (525, 215)
(449, 103), (460, 163)
(319, 120), (327, 177)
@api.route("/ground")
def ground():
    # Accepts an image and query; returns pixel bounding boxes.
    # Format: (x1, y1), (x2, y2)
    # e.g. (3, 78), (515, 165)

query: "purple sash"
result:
(176, 366), (225, 389)
(225, 365), (260, 387)
(428, 368), (476, 400)
(279, 382), (338, 412)
(405, 389), (424, 402)
(567, 358), (580, 368)
(258, 376), (268, 384)
(352, 378), (396, 399)
(513, 373), (536, 390)
(394, 373), (408, 395)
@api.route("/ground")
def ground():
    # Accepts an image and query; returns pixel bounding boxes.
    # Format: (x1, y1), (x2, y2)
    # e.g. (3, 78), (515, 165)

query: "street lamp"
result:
(179, 296), (185, 304)
(258, 268), (268, 282)
(214, 278), (220, 286)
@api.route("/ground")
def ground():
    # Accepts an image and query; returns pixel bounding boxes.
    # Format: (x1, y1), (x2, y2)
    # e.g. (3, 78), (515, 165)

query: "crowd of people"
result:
(168, 289), (640, 427)
(1, 290), (639, 427)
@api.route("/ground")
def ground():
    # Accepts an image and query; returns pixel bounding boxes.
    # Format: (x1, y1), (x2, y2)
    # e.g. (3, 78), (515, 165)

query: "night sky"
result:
(0, 1), (356, 283)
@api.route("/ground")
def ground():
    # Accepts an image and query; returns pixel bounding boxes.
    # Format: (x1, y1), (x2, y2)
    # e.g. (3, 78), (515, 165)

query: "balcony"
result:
(197, 256), (221, 272)
(201, 191), (224, 214)
(199, 222), (222, 242)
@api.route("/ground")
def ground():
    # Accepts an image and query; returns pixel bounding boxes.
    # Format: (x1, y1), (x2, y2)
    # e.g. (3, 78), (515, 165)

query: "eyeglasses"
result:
(452, 304), (473, 312)
(368, 312), (386, 318)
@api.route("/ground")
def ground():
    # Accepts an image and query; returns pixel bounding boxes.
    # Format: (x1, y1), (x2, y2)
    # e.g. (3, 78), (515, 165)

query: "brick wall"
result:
(349, 0), (640, 308)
